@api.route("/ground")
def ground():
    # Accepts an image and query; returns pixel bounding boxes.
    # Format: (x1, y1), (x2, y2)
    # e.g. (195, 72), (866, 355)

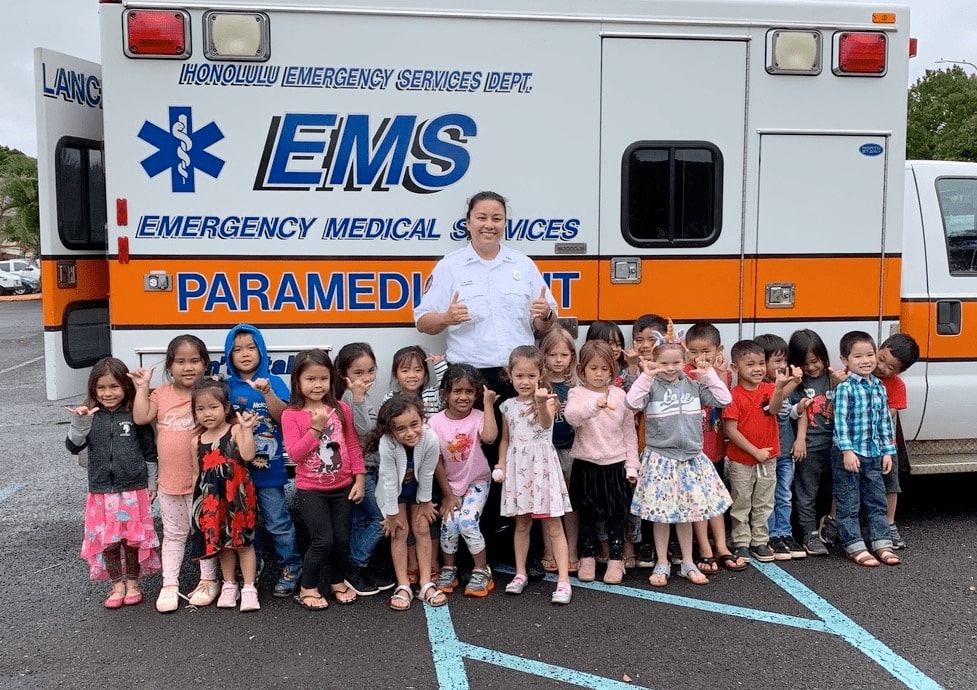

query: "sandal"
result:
(716, 553), (749, 572)
(407, 568), (419, 585)
(419, 582), (448, 607)
(648, 563), (670, 587)
(331, 584), (358, 605)
(678, 563), (709, 585)
(123, 582), (143, 606)
(389, 585), (413, 611)
(104, 586), (127, 609)
(568, 560), (580, 574)
(540, 556), (558, 572)
(847, 550), (880, 567)
(874, 548), (902, 566)
(695, 556), (719, 574)
(294, 590), (329, 611)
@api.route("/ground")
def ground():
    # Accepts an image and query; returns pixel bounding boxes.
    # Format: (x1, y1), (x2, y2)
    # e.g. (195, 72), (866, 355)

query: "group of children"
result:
(67, 314), (918, 612)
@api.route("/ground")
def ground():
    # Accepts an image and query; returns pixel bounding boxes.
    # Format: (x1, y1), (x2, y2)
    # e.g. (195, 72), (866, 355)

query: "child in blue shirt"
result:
(832, 331), (901, 568)
(224, 323), (303, 595)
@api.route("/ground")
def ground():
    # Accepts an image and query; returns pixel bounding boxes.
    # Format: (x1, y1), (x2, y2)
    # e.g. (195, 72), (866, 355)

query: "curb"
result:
(0, 293), (41, 303)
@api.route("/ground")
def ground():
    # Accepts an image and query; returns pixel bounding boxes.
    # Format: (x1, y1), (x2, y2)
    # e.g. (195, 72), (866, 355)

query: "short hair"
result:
(730, 339), (765, 363)
(685, 322), (721, 347)
(754, 333), (789, 360)
(879, 333), (920, 372)
(839, 331), (876, 358)
(633, 313), (668, 334)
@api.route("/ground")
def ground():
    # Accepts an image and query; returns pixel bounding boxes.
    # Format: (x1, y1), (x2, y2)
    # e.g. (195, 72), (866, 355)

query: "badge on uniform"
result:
(512, 270), (521, 281)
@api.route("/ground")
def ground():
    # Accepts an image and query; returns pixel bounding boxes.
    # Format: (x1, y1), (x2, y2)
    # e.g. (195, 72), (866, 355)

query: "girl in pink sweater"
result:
(282, 349), (365, 611)
(564, 341), (639, 585)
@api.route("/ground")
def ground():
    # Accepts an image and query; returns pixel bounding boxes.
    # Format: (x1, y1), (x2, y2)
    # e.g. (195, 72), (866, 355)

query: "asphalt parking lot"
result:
(1, 300), (975, 689)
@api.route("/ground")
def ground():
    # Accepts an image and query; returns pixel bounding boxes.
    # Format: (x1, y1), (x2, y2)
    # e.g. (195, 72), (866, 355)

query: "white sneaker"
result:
(239, 585), (260, 612)
(155, 586), (180, 613)
(216, 582), (239, 608)
(188, 580), (220, 607)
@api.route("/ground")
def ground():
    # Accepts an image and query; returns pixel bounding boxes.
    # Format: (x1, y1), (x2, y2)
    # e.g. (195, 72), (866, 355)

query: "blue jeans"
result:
(254, 485), (302, 574)
(767, 454), (794, 538)
(831, 452), (893, 554)
(349, 469), (384, 568)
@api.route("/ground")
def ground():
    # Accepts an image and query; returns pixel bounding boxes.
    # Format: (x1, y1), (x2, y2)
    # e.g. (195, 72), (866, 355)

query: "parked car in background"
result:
(0, 270), (28, 296)
(0, 259), (40, 282)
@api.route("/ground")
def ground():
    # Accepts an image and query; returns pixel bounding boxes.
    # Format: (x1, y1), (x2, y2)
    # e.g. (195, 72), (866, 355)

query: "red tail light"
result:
(834, 32), (887, 76)
(124, 10), (191, 59)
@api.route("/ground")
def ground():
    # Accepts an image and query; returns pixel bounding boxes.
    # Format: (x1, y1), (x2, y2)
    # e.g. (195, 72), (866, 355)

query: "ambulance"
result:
(33, 0), (976, 472)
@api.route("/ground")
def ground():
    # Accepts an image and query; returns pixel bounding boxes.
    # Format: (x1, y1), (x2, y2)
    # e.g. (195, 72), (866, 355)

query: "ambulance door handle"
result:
(936, 300), (961, 335)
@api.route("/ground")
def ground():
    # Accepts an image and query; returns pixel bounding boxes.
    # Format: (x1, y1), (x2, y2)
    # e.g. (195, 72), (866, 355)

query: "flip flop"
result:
(293, 592), (329, 611)
(716, 553), (748, 572)
(648, 564), (670, 587)
(695, 556), (719, 574)
(331, 584), (357, 605)
(678, 563), (709, 585)
(540, 557), (558, 572)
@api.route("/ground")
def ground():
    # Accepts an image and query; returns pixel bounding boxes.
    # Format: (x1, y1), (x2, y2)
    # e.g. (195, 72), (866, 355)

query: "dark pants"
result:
(103, 543), (140, 582)
(793, 445), (836, 535)
(297, 488), (353, 589)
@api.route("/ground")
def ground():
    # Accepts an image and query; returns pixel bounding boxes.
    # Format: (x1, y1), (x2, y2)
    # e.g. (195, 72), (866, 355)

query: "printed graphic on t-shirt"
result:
(119, 421), (133, 438)
(802, 387), (834, 427)
(159, 407), (195, 432)
(309, 420), (342, 483)
(648, 389), (702, 416)
(445, 433), (474, 463)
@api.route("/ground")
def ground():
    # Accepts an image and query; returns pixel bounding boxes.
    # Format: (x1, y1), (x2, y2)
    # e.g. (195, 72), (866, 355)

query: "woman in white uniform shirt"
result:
(415, 190), (558, 372)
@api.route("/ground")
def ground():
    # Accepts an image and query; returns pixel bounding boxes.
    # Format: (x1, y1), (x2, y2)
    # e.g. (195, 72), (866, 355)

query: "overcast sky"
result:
(5, 0), (975, 157)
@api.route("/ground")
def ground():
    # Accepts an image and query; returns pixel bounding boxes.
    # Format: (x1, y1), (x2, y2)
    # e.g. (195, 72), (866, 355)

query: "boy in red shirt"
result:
(723, 340), (793, 562)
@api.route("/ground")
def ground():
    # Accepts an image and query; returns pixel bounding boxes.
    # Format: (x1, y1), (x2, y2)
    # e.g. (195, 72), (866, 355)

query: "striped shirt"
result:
(832, 372), (896, 457)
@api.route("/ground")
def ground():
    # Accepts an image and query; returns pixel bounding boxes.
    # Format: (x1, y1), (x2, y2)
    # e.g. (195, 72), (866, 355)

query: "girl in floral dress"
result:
(493, 345), (573, 605)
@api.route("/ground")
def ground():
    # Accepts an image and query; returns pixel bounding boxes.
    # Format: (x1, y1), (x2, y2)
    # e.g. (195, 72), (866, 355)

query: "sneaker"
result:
(217, 582), (240, 608)
(733, 545), (752, 562)
(240, 585), (260, 612)
(785, 536), (808, 559)
(374, 570), (396, 592)
(889, 523), (907, 550)
(750, 544), (776, 562)
(636, 543), (656, 568)
(464, 568), (494, 598)
(155, 586), (180, 613)
(551, 581), (572, 605)
(505, 574), (528, 595)
(667, 541), (682, 565)
(343, 566), (379, 597)
(188, 580), (221, 606)
(769, 536), (792, 561)
(819, 515), (839, 547)
(805, 531), (829, 556)
(435, 566), (459, 594)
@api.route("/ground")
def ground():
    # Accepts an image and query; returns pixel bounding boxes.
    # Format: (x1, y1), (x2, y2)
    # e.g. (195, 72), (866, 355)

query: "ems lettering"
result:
(254, 113), (477, 193)
(41, 63), (102, 108)
(177, 271), (426, 312)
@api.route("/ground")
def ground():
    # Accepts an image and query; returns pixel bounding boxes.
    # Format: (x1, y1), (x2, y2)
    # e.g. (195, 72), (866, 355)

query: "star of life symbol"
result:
(138, 106), (225, 193)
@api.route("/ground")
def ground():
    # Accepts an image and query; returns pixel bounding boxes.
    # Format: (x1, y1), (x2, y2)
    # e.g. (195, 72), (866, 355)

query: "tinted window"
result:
(63, 302), (110, 368)
(622, 142), (722, 247)
(937, 177), (977, 274)
(55, 138), (107, 250)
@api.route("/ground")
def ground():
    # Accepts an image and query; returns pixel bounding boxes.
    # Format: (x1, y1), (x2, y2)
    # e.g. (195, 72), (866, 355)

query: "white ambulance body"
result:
(37, 0), (975, 472)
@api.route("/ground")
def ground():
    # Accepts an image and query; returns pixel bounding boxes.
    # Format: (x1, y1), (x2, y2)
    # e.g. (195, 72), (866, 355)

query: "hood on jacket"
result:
(224, 323), (271, 380)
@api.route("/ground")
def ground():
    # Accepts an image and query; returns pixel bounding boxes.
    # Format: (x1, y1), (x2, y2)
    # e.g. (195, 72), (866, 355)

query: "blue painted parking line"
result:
(424, 604), (651, 690)
(755, 562), (943, 690)
(426, 564), (944, 689)
(0, 483), (23, 503)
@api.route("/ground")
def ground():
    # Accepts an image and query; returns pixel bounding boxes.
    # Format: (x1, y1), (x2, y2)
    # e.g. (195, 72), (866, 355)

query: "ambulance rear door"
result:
(34, 48), (109, 400)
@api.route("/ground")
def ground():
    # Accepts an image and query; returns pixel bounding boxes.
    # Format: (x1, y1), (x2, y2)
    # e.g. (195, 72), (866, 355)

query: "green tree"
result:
(907, 66), (977, 161)
(0, 153), (40, 258)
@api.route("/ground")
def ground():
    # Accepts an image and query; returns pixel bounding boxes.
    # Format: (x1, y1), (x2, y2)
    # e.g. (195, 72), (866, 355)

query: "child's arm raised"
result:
(64, 406), (95, 454)
(564, 386), (603, 426)
(281, 409), (321, 463)
(233, 410), (259, 463)
(535, 385), (558, 430)
(693, 359), (733, 407)
(625, 360), (659, 410)
(128, 367), (157, 425)
(480, 388), (499, 444)
(247, 377), (287, 422)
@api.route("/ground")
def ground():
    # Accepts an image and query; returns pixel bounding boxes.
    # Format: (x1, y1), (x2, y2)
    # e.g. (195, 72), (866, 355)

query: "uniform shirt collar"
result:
(462, 242), (515, 264)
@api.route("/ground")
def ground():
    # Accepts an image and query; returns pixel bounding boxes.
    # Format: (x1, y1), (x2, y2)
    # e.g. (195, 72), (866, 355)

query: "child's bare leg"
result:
(412, 506), (434, 584)
(407, 542), (418, 582)
(564, 512), (580, 565)
(652, 522), (671, 567)
(238, 545), (257, 586)
(391, 505), (410, 586)
(676, 522), (695, 563)
(431, 536), (440, 578)
(513, 515), (533, 576)
(541, 525), (554, 565)
(708, 514), (731, 555)
(693, 520), (713, 557)
(886, 493), (898, 524)
(543, 517), (569, 582)
(219, 549), (237, 584)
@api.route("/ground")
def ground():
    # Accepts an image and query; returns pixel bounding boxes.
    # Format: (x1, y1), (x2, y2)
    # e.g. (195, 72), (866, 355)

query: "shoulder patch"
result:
(423, 275), (434, 294)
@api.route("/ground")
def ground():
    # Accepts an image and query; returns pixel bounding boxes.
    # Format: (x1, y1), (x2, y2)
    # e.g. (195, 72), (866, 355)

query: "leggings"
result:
(158, 491), (218, 587)
(298, 488), (353, 589)
(103, 543), (140, 582)
(441, 481), (491, 555)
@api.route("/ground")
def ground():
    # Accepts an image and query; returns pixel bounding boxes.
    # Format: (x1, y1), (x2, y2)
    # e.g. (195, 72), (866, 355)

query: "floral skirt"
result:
(81, 490), (161, 581)
(630, 449), (732, 524)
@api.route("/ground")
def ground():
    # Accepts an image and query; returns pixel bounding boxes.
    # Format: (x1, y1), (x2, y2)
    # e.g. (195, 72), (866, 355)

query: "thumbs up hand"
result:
(531, 287), (553, 321)
(444, 290), (471, 326)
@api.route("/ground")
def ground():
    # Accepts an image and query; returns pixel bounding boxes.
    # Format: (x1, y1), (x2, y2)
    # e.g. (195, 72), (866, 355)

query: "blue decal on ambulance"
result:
(859, 143), (884, 156)
(138, 107), (225, 193)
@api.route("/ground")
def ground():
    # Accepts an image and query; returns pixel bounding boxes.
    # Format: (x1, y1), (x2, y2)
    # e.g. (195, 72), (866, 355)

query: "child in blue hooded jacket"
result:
(224, 323), (303, 597)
